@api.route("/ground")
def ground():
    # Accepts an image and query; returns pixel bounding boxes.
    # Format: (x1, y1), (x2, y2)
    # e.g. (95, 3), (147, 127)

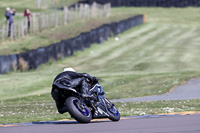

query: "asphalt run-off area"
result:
(111, 78), (200, 102)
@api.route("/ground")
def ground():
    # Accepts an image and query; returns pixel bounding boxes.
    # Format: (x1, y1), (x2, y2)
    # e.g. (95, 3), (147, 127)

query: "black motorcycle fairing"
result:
(53, 82), (78, 93)
(92, 102), (109, 118)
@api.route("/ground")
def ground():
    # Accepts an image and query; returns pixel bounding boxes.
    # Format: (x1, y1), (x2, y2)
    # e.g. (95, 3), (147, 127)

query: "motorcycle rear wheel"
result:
(65, 96), (92, 123)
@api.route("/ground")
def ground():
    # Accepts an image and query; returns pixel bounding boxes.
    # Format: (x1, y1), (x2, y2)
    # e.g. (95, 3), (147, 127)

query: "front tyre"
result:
(108, 106), (120, 121)
(105, 98), (120, 121)
(65, 96), (92, 123)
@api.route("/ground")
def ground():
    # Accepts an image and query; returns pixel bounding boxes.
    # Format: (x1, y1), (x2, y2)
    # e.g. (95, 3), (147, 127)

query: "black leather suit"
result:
(51, 71), (95, 114)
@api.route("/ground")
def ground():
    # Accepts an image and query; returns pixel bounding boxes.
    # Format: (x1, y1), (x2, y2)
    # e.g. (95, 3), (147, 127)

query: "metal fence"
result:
(0, 3), (111, 42)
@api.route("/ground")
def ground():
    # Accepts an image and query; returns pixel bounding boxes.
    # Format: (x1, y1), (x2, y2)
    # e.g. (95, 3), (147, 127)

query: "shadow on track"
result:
(32, 119), (111, 125)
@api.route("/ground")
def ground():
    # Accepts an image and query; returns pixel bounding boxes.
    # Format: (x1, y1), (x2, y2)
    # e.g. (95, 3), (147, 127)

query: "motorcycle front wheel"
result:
(65, 96), (92, 123)
(107, 106), (120, 121)
(105, 98), (120, 121)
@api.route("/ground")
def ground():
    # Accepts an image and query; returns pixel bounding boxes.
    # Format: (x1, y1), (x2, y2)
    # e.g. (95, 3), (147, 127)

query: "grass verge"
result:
(115, 99), (200, 116)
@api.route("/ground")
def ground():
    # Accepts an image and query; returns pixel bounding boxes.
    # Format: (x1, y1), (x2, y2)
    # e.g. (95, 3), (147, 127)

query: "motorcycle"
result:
(56, 80), (120, 123)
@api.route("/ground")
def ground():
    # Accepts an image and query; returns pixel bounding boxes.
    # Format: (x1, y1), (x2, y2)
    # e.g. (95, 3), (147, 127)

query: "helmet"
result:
(63, 67), (75, 72)
(6, 7), (10, 11)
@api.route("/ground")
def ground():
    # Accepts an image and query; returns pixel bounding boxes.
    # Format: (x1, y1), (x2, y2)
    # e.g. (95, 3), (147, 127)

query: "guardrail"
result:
(81, 0), (200, 7)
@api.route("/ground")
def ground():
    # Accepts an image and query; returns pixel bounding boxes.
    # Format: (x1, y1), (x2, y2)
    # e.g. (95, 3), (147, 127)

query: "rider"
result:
(51, 67), (96, 114)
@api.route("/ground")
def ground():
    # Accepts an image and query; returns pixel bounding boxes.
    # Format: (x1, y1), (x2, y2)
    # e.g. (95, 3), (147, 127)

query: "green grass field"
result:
(0, 7), (200, 124)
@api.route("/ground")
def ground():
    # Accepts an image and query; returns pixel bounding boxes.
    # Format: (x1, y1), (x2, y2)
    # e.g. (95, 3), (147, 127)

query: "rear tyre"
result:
(65, 96), (92, 123)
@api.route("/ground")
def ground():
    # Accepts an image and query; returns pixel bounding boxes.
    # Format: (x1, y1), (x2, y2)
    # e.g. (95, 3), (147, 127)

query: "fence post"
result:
(10, 23), (14, 40)
(32, 14), (36, 33)
(55, 12), (58, 27)
(24, 18), (28, 34)
(45, 13), (48, 29)
(79, 4), (82, 19)
(40, 12), (45, 32)
(1, 25), (5, 41)
(91, 2), (97, 18)
(106, 3), (111, 17)
(51, 12), (54, 27)
(75, 4), (78, 19)
(86, 4), (90, 19)
(64, 6), (68, 25)
(36, 17), (39, 33)
(14, 22), (17, 39)
(17, 21), (20, 39)
(20, 20), (23, 38)
(6, 21), (9, 38)
(36, 0), (41, 8)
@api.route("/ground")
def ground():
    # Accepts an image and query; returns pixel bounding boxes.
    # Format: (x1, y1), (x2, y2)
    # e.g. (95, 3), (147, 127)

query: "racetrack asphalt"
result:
(111, 78), (200, 102)
(1, 114), (200, 133)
